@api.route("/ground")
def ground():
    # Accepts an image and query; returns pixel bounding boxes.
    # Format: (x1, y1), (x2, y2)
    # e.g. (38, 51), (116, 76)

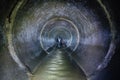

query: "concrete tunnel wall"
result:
(0, 0), (29, 80)
(0, 0), (117, 80)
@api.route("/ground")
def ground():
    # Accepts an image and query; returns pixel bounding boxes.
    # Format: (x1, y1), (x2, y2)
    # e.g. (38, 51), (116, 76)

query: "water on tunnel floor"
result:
(31, 49), (86, 80)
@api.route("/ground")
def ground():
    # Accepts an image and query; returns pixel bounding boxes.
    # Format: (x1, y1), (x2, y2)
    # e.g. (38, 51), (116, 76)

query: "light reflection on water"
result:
(31, 49), (86, 80)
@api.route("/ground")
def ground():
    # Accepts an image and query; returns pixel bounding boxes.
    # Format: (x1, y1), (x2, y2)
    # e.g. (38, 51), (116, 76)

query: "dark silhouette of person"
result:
(55, 36), (66, 48)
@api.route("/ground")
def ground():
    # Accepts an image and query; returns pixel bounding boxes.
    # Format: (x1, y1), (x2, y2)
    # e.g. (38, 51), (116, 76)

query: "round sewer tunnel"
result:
(3, 0), (116, 80)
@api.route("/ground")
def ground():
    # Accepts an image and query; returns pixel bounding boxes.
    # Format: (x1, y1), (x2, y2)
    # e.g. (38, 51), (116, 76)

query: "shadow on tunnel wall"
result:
(0, 0), (120, 80)
(101, 1), (120, 80)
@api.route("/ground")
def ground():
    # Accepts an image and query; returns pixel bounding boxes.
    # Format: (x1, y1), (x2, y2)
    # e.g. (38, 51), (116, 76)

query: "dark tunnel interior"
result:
(0, 0), (120, 80)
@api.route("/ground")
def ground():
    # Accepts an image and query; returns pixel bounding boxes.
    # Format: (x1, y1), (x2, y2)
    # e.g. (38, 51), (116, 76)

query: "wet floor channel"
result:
(31, 49), (86, 80)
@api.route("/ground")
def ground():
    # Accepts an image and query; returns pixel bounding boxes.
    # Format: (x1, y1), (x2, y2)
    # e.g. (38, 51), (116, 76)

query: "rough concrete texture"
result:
(0, 48), (28, 80)
(0, 0), (116, 80)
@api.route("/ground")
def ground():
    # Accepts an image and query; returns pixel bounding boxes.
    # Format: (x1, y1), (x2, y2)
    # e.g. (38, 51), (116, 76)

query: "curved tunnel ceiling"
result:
(2, 0), (116, 80)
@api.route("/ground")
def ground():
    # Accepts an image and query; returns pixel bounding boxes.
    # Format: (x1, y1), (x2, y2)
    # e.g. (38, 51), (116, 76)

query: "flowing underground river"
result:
(0, 0), (116, 80)
(30, 49), (86, 80)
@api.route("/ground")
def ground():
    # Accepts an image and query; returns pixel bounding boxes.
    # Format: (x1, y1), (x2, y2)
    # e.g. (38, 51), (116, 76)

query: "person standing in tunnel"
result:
(55, 36), (66, 48)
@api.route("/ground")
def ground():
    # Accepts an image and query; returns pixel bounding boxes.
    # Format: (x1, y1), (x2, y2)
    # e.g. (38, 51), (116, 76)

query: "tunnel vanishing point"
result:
(0, 0), (117, 80)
